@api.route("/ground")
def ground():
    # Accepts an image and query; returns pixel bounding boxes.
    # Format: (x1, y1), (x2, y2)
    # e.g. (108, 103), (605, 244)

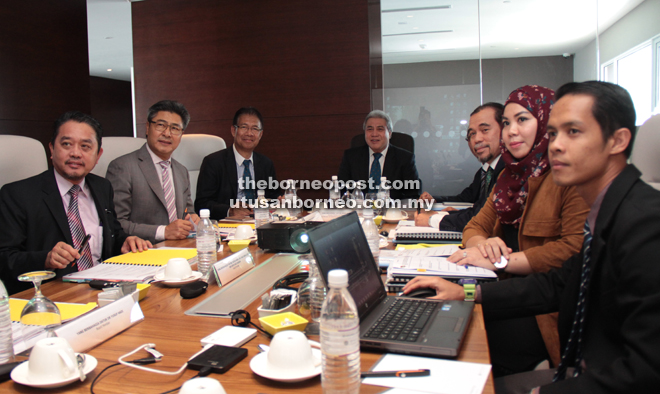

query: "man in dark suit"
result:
(338, 110), (420, 200)
(0, 111), (151, 294)
(417, 103), (504, 231)
(403, 81), (660, 392)
(107, 100), (198, 243)
(195, 107), (280, 220)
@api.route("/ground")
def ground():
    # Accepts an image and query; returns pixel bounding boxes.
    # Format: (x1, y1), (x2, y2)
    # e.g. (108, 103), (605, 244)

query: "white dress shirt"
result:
(234, 144), (255, 201)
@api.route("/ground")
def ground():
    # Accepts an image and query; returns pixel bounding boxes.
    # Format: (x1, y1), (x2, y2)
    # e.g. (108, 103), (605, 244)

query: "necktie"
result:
(159, 161), (178, 223)
(242, 160), (256, 200)
(66, 185), (93, 271)
(554, 220), (594, 381)
(480, 167), (494, 199)
(369, 152), (383, 193)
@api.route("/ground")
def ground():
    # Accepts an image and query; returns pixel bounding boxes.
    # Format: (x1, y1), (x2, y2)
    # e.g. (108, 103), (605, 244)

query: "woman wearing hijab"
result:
(449, 85), (589, 376)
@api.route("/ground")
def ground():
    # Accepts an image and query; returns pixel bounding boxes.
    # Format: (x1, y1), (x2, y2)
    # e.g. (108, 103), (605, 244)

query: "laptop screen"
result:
(307, 211), (387, 318)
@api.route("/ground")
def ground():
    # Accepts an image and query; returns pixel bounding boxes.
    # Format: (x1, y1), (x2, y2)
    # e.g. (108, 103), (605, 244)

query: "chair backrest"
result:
(171, 134), (226, 202)
(0, 135), (49, 188)
(631, 114), (660, 191)
(92, 137), (147, 177)
(350, 132), (415, 154)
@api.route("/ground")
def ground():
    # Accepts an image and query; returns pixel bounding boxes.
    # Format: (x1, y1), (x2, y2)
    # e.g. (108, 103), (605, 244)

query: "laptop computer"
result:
(307, 211), (474, 358)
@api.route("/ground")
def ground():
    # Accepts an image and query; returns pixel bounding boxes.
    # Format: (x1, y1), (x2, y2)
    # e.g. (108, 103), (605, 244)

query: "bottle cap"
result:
(257, 189), (265, 196)
(331, 175), (338, 181)
(200, 209), (210, 218)
(327, 269), (348, 287)
(362, 208), (374, 218)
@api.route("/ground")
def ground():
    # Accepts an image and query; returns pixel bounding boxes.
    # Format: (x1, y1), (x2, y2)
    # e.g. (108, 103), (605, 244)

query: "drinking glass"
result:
(17, 271), (61, 328)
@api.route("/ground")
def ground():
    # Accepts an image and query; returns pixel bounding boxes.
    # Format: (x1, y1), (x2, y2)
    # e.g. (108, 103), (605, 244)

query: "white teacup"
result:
(27, 337), (77, 383)
(384, 209), (409, 220)
(234, 224), (254, 240)
(266, 330), (318, 375)
(164, 257), (192, 280)
(179, 377), (226, 394)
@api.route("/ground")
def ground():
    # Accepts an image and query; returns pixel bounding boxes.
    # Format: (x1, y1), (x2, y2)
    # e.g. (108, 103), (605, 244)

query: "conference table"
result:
(3, 223), (494, 394)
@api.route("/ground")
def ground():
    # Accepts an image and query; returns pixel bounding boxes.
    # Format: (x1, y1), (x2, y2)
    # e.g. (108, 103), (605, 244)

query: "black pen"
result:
(361, 369), (430, 378)
(72, 234), (91, 267)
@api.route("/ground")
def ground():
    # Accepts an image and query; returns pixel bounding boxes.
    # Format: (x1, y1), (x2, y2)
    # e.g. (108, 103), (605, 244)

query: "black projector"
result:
(256, 222), (322, 253)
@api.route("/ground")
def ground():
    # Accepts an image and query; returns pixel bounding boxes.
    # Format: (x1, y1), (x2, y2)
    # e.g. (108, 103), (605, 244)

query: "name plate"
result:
(54, 294), (144, 353)
(212, 248), (255, 286)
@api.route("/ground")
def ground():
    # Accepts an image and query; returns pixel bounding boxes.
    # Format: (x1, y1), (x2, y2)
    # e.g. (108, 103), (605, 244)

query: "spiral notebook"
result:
(63, 248), (197, 282)
(394, 226), (463, 244)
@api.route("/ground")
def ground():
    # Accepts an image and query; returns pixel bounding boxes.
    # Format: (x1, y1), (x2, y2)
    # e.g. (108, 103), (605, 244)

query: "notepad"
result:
(9, 299), (97, 322)
(63, 248), (197, 282)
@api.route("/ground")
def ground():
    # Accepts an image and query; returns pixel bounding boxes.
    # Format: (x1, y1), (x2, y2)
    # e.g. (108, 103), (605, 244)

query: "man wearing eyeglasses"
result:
(195, 107), (280, 220)
(106, 100), (199, 243)
(416, 103), (505, 231)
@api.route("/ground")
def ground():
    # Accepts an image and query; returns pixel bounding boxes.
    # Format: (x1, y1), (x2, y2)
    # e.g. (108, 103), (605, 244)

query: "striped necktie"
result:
(66, 185), (93, 271)
(243, 160), (256, 200)
(480, 167), (494, 199)
(159, 161), (178, 223)
(554, 220), (594, 381)
(369, 152), (382, 193)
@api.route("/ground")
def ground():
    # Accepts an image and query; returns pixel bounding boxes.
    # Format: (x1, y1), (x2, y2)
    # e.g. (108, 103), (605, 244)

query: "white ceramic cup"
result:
(179, 377), (226, 394)
(27, 337), (77, 383)
(384, 209), (409, 220)
(164, 257), (192, 280)
(266, 330), (318, 375)
(234, 224), (254, 240)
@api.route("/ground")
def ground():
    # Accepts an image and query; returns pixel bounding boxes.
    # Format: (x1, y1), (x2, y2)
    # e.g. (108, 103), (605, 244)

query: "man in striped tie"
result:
(0, 111), (151, 295)
(402, 81), (660, 393)
(107, 100), (199, 243)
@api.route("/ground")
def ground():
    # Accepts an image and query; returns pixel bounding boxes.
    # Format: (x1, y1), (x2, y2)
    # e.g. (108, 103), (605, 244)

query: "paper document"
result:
(9, 299), (97, 322)
(387, 245), (460, 257)
(388, 256), (497, 279)
(362, 353), (491, 394)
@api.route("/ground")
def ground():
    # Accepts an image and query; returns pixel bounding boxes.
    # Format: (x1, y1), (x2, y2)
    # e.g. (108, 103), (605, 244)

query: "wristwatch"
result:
(458, 279), (477, 302)
(494, 255), (509, 271)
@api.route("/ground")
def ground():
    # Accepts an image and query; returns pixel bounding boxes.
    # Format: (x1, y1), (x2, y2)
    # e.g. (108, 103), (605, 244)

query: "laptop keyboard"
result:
(364, 298), (439, 342)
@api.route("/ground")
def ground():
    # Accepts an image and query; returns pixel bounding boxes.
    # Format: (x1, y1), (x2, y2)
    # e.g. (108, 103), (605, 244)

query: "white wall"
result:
(574, 0), (660, 81)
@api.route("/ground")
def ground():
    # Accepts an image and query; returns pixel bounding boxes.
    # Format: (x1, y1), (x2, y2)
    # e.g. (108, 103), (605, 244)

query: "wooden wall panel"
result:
(0, 0), (90, 150)
(90, 77), (134, 137)
(132, 0), (374, 198)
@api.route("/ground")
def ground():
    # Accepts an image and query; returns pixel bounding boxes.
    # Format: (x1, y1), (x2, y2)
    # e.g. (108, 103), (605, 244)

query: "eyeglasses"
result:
(149, 120), (183, 136)
(235, 125), (262, 133)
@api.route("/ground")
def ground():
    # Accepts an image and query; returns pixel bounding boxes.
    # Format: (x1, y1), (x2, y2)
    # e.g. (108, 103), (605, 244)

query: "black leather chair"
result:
(350, 132), (415, 153)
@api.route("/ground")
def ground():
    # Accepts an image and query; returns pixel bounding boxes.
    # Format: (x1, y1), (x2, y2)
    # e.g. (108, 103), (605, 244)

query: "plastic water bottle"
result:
(361, 209), (380, 267)
(353, 188), (365, 217)
(254, 189), (270, 228)
(283, 179), (299, 216)
(320, 269), (360, 394)
(0, 280), (15, 364)
(329, 175), (340, 209)
(196, 209), (216, 278)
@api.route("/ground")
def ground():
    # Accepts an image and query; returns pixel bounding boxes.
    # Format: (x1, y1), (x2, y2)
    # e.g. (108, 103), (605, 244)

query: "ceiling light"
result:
(107, 68), (112, 72)
(413, 27), (419, 30)
(407, 15), (413, 18)
(460, 120), (467, 125)
(418, 39), (424, 42)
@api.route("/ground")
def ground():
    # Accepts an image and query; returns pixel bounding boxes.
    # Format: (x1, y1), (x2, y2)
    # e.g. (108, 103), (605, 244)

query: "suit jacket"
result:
(106, 144), (194, 243)
(482, 165), (660, 393)
(0, 169), (128, 295)
(195, 148), (280, 220)
(437, 158), (505, 231)
(337, 144), (420, 200)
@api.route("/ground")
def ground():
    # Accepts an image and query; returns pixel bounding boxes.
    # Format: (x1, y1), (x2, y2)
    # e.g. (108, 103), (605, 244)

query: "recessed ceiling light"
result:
(407, 15), (413, 18)
(419, 39), (424, 42)
(107, 68), (112, 72)
(460, 120), (467, 125)
(413, 27), (419, 30)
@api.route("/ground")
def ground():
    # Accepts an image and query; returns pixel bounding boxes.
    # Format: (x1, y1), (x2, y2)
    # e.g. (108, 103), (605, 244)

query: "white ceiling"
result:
(86, 0), (645, 81)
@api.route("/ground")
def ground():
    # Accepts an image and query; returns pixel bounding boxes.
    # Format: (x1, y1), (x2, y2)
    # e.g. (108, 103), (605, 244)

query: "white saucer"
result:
(382, 216), (406, 223)
(11, 353), (98, 389)
(153, 271), (204, 287)
(249, 348), (322, 382)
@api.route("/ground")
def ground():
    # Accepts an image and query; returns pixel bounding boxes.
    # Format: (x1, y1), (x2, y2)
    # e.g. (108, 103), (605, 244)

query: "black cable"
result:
(90, 358), (158, 394)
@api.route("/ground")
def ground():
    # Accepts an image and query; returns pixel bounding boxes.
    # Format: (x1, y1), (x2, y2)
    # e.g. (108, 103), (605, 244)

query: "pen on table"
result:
(361, 369), (430, 378)
(72, 234), (91, 267)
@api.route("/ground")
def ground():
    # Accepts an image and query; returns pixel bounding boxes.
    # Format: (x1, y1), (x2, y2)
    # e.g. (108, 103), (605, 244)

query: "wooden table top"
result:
(3, 225), (493, 394)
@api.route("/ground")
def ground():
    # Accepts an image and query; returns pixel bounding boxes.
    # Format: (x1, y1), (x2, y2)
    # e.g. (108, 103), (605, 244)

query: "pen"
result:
(72, 234), (91, 267)
(361, 369), (430, 378)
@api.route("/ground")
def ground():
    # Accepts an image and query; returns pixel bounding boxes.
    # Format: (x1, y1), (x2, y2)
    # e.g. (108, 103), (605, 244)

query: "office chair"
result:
(350, 132), (415, 154)
(630, 114), (660, 191)
(91, 136), (147, 177)
(171, 134), (226, 201)
(0, 135), (48, 188)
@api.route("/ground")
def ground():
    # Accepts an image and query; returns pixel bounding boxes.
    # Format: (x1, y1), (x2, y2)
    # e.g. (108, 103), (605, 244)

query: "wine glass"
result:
(17, 271), (62, 328)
